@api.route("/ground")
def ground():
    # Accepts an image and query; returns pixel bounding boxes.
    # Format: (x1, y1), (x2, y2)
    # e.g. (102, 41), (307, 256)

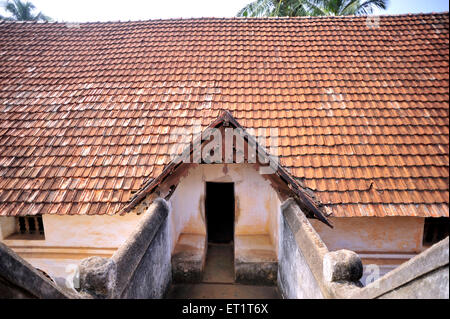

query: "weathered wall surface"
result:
(0, 213), (144, 282)
(310, 217), (424, 253)
(168, 163), (281, 255)
(278, 216), (324, 299)
(120, 217), (171, 298)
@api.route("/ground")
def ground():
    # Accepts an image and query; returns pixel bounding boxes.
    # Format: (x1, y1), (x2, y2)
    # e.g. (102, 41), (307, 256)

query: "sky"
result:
(0, 0), (449, 22)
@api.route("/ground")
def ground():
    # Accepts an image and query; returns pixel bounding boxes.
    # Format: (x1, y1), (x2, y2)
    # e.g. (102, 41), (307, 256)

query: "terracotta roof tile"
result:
(0, 13), (448, 217)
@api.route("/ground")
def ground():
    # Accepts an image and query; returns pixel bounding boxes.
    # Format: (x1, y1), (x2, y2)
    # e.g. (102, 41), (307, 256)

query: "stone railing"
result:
(0, 241), (72, 299)
(78, 198), (172, 299)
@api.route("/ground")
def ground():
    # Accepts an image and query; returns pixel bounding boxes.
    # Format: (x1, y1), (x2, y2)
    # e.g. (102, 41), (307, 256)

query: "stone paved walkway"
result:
(167, 243), (281, 299)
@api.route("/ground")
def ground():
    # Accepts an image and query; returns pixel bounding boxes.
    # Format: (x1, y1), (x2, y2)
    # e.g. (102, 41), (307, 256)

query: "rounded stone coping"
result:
(323, 249), (363, 283)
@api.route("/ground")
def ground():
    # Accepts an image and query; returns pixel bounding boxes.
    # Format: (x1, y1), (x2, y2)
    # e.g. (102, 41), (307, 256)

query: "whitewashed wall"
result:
(310, 216), (425, 283)
(168, 163), (281, 256)
(310, 217), (424, 253)
(0, 213), (143, 282)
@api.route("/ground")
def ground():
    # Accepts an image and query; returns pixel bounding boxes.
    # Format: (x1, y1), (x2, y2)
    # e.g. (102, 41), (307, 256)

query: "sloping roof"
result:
(0, 13), (448, 217)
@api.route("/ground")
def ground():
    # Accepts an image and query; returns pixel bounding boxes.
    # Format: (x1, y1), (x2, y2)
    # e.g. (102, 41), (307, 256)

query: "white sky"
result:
(0, 0), (449, 22)
(1, 0), (253, 22)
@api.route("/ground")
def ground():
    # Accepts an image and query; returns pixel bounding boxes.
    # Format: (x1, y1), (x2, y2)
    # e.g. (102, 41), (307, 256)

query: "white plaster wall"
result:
(0, 216), (16, 239)
(310, 217), (424, 253)
(310, 216), (425, 285)
(168, 163), (281, 256)
(2, 213), (144, 248)
(269, 199), (281, 257)
(42, 214), (144, 248)
(0, 213), (144, 282)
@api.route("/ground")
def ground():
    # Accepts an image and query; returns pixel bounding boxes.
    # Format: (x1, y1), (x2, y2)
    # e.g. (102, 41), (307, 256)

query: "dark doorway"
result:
(205, 182), (234, 243)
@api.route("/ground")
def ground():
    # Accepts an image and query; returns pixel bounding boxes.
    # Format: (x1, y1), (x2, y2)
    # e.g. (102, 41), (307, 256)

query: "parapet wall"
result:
(278, 212), (324, 298)
(78, 198), (172, 299)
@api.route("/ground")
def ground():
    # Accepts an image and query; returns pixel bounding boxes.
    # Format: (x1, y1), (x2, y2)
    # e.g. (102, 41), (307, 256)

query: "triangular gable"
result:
(121, 110), (332, 227)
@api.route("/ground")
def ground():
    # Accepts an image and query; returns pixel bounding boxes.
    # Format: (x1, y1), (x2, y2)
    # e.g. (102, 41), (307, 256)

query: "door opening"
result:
(205, 182), (235, 244)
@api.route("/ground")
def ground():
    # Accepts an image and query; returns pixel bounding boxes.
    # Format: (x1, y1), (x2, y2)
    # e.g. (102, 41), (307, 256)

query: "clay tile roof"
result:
(0, 13), (448, 217)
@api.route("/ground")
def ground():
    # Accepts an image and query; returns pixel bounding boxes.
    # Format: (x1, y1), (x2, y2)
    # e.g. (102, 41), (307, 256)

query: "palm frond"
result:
(340, 0), (361, 15)
(5, 2), (20, 18)
(356, 0), (388, 15)
(237, 0), (388, 17)
(237, 0), (277, 17)
(299, 0), (329, 15)
(1, 0), (51, 21)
